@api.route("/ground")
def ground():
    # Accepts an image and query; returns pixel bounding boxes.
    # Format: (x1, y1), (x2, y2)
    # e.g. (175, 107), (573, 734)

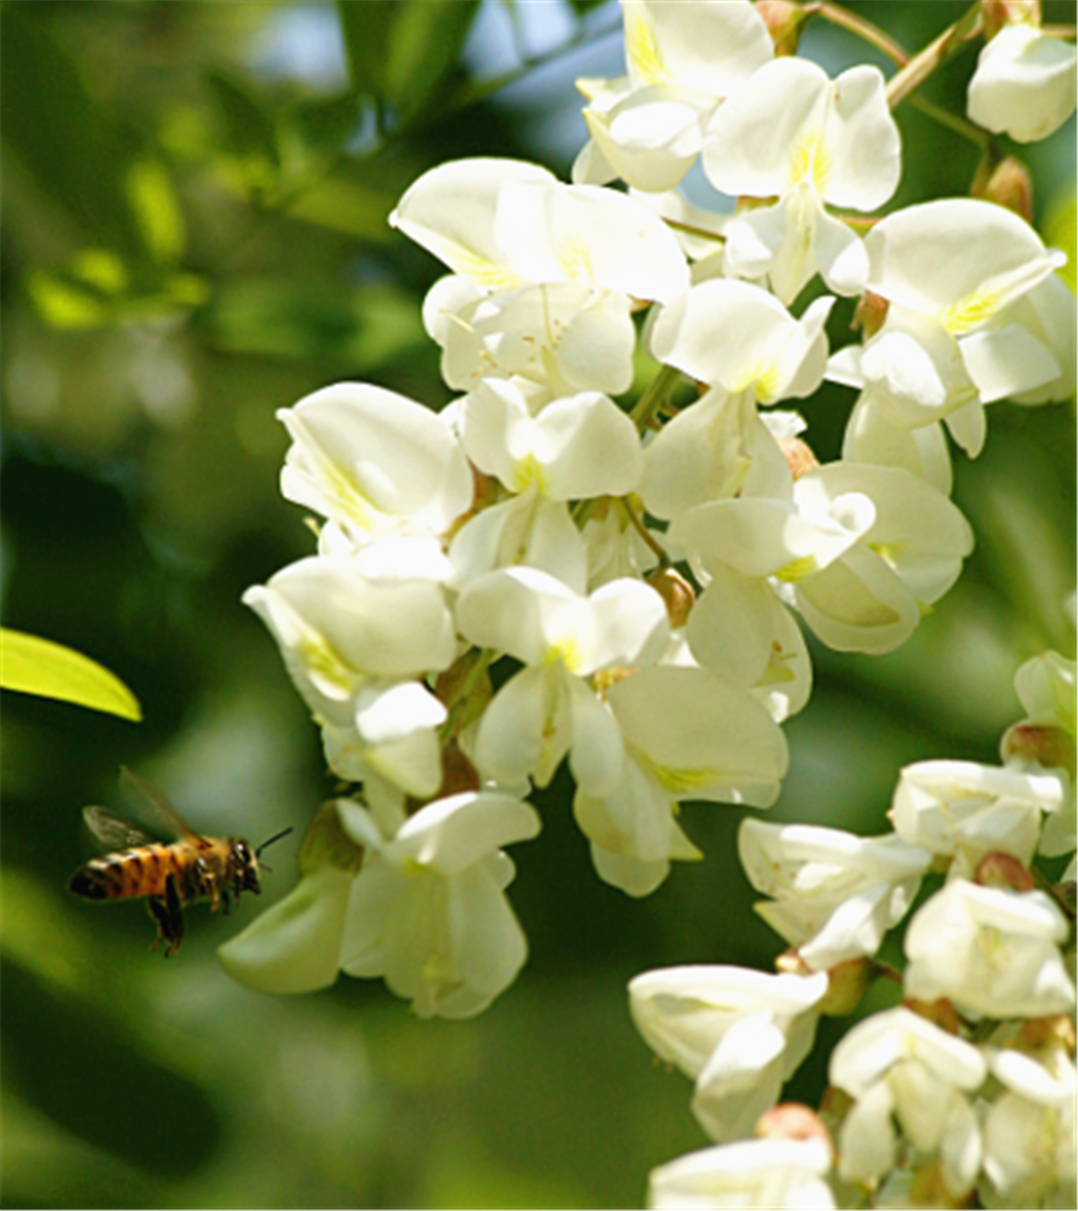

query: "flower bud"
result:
(1016, 1012), (1076, 1056)
(905, 997), (962, 1035)
(435, 743), (481, 800)
(818, 958), (871, 1016)
(1000, 722), (1076, 777)
(779, 435), (819, 481)
(971, 153), (1034, 224)
(754, 1), (806, 56)
(646, 566), (695, 628)
(852, 290), (889, 339)
(975, 850), (1036, 891)
(982, 0), (1041, 41)
(756, 1103), (833, 1149)
(909, 1159), (968, 1209)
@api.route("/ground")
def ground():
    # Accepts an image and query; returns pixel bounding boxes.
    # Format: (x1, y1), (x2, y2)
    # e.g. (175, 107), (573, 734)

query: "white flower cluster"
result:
(218, 0), (1075, 1032)
(633, 651), (1077, 1209)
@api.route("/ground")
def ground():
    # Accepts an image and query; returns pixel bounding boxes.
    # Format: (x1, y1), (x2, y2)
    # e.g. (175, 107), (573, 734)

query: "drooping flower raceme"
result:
(231, 0), (1075, 1077)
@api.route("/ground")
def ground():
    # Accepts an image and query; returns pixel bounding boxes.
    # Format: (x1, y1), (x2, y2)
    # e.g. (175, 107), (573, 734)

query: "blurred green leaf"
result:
(285, 172), (397, 239)
(336, 0), (396, 104)
(0, 5), (182, 267)
(125, 157), (186, 266)
(1, 956), (219, 1178)
(292, 91), (366, 157)
(205, 66), (282, 199)
(385, 0), (481, 125)
(27, 253), (209, 329)
(0, 629), (142, 722)
(205, 278), (426, 371)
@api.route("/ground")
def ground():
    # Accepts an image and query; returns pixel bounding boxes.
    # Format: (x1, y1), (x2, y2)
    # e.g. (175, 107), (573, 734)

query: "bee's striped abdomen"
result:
(68, 843), (183, 901)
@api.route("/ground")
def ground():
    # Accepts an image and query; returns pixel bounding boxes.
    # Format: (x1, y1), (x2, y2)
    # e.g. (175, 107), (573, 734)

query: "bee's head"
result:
(244, 826), (294, 892)
(231, 839), (262, 893)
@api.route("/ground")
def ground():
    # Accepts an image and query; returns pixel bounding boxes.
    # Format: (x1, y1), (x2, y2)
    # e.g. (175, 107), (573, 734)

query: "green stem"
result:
(885, 2), (984, 110)
(808, 1), (910, 65)
(617, 496), (670, 567)
(629, 364), (683, 431)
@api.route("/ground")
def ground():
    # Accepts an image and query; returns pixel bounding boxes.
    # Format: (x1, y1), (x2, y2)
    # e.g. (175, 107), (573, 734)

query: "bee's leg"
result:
(196, 856), (220, 912)
(148, 875), (185, 957)
(220, 888), (232, 916)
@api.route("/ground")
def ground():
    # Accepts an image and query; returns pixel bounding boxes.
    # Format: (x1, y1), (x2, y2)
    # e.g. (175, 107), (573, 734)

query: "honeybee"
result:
(68, 767), (292, 957)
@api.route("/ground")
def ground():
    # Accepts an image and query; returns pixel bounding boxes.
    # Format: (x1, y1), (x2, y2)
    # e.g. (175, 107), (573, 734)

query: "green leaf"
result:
(336, 0), (396, 101)
(205, 67), (282, 198)
(0, 629), (142, 722)
(0, 6), (183, 267)
(385, 0), (481, 124)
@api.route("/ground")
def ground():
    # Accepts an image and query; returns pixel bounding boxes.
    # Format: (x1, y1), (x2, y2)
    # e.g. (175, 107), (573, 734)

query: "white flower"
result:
(1013, 650), (1077, 736)
(391, 156), (690, 304)
(671, 461), (973, 655)
(685, 561), (813, 724)
(242, 556), (455, 795)
(829, 1006), (987, 1197)
(640, 386), (795, 523)
(423, 277), (637, 397)
(630, 964), (829, 1142)
(574, 665), (789, 896)
(650, 280), (833, 409)
(572, 0), (773, 193)
(890, 758), (1066, 877)
(276, 382), (473, 548)
(827, 199), (1065, 456)
(338, 792), (541, 1019)
(982, 1045), (1076, 1206)
(903, 879), (1075, 1018)
(738, 819), (931, 969)
(704, 58), (901, 302)
(648, 1137), (836, 1210)
(460, 377), (643, 500)
(968, 23), (1077, 143)
(456, 566), (669, 791)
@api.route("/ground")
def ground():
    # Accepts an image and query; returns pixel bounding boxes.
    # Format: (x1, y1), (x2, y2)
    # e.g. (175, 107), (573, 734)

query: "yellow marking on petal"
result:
(787, 124), (832, 194)
(774, 554), (819, 582)
(437, 239), (524, 291)
(556, 235), (596, 284)
(544, 638), (582, 674)
(938, 287), (1005, 335)
(297, 634), (356, 695)
(511, 453), (550, 496)
(651, 763), (712, 796)
(625, 10), (670, 86)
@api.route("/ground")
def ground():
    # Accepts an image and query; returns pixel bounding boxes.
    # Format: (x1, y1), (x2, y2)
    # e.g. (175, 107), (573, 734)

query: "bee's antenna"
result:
(255, 826), (294, 860)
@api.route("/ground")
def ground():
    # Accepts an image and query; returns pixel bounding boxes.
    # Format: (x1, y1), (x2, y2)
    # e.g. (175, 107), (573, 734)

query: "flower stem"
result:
(885, 2), (984, 110)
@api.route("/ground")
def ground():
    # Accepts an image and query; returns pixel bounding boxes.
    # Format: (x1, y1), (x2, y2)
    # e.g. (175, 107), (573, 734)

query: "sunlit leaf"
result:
(126, 158), (185, 266)
(0, 629), (142, 721)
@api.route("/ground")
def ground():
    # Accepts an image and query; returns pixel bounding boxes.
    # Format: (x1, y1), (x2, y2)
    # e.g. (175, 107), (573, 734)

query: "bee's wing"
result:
(81, 805), (154, 851)
(119, 766), (204, 842)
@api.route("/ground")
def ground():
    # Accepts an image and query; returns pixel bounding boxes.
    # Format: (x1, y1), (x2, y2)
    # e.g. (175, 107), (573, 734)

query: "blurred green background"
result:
(1, 2), (1074, 1207)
